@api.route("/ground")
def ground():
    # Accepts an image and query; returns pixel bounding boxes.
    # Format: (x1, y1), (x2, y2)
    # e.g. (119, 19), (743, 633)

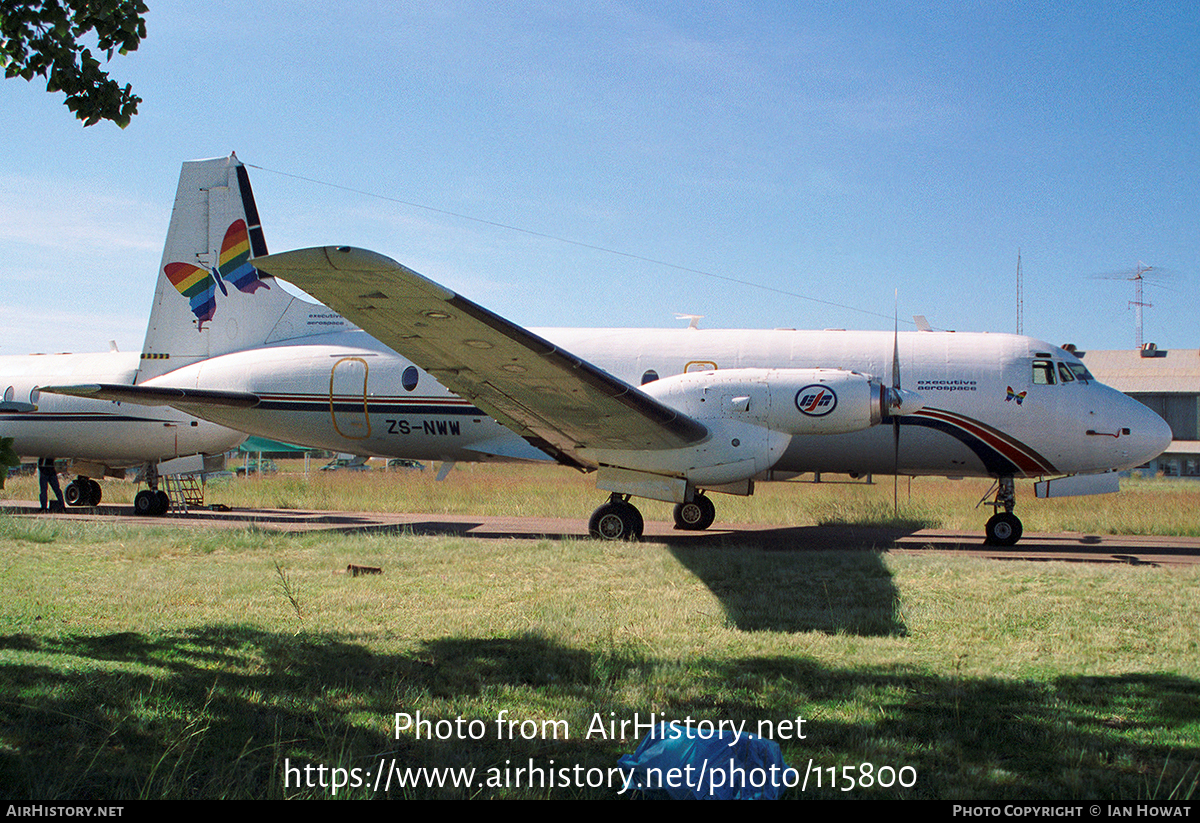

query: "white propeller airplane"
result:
(45, 155), (1171, 543)
(0, 349), (244, 512)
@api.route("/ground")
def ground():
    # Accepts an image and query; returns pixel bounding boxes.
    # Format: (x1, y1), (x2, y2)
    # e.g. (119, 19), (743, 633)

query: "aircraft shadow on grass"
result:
(2, 627), (1196, 800)
(304, 518), (917, 636)
(66, 509), (914, 637)
(665, 543), (905, 636)
(341, 521), (912, 636)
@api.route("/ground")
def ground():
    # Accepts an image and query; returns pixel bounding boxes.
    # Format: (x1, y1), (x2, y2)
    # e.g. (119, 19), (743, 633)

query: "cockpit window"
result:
(1066, 363), (1093, 383)
(1032, 360), (1056, 385)
(1057, 363), (1076, 383)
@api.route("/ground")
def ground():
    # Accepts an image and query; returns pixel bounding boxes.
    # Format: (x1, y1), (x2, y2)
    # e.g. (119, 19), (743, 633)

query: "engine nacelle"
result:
(641, 367), (888, 436)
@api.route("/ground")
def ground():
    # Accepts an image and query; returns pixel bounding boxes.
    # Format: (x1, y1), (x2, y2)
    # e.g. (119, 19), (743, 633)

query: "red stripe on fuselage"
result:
(914, 407), (1056, 475)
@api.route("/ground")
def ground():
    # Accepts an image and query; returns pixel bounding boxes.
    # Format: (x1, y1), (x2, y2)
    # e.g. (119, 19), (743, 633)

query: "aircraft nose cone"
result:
(1136, 403), (1173, 465)
(1113, 394), (1172, 470)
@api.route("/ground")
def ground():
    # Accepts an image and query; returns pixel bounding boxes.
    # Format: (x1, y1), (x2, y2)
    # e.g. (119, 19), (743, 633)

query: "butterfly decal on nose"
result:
(1005, 386), (1027, 405)
(164, 220), (270, 331)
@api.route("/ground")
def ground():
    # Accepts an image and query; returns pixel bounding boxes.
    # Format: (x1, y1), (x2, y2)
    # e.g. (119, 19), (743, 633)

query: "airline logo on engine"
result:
(795, 385), (837, 416)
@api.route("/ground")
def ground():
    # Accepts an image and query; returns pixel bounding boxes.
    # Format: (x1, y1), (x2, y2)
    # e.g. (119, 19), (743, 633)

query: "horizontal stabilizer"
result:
(41, 383), (260, 409)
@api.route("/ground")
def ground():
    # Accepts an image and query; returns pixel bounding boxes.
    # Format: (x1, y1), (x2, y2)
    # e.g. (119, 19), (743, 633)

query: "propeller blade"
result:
(892, 291), (900, 389)
(893, 290), (900, 516)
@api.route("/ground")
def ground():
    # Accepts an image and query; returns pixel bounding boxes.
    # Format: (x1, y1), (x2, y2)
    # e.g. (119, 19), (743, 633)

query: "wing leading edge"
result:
(253, 247), (708, 467)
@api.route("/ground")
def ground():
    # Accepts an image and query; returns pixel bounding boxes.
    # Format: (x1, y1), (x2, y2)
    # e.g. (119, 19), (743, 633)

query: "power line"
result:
(247, 162), (912, 327)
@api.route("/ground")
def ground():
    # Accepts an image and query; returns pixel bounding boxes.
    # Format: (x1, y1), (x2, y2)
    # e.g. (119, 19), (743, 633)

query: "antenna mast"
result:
(1130, 262), (1153, 349)
(1016, 249), (1023, 335)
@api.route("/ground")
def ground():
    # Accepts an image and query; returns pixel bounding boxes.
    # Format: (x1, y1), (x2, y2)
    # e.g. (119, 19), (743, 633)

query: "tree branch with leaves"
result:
(1, 0), (148, 127)
(0, 437), (20, 489)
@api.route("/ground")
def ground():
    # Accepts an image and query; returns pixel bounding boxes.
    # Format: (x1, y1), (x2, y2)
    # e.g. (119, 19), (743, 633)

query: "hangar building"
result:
(1077, 344), (1200, 477)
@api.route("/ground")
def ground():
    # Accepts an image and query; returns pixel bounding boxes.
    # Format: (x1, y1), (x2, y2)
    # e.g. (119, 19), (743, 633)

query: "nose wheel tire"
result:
(673, 495), (716, 531)
(588, 500), (644, 540)
(985, 512), (1023, 546)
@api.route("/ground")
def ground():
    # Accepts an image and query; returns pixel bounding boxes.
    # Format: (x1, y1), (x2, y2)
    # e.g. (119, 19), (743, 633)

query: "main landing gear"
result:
(982, 476), (1023, 546)
(588, 494), (644, 540)
(587, 491), (719, 540)
(672, 493), (715, 531)
(64, 476), (102, 507)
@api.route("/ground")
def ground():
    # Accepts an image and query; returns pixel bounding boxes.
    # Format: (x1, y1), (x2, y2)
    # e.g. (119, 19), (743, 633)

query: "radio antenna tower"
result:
(1016, 249), (1023, 335)
(1130, 262), (1153, 349)
(1091, 262), (1165, 349)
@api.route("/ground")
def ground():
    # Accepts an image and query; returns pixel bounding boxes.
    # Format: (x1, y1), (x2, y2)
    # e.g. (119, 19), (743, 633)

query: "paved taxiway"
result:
(3, 500), (1197, 567)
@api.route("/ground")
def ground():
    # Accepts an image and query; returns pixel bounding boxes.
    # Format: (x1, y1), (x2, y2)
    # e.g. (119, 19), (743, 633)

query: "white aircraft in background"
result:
(47, 156), (1171, 543)
(0, 349), (244, 511)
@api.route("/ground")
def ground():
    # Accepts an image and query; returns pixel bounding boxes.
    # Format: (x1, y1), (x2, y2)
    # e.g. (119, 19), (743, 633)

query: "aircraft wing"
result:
(254, 247), (708, 467)
(41, 384), (261, 410)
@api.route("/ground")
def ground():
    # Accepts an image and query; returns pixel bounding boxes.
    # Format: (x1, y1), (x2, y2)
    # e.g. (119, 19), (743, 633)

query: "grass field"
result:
(1, 467), (1198, 799)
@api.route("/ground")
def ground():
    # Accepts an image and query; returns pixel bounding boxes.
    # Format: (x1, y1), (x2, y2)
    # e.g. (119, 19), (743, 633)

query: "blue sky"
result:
(2, 1), (1197, 356)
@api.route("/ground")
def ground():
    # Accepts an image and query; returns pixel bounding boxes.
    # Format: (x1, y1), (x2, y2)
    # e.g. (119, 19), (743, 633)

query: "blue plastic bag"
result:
(617, 721), (790, 800)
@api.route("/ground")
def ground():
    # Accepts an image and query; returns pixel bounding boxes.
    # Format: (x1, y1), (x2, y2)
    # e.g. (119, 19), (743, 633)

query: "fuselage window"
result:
(401, 365), (419, 392)
(29, 387), (40, 403)
(1032, 360), (1056, 385)
(1057, 363), (1076, 383)
(641, 370), (659, 385)
(2, 386), (12, 402)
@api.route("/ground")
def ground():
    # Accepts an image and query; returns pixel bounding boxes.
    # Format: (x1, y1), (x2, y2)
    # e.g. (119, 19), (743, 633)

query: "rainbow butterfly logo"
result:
(163, 220), (270, 331)
(1005, 386), (1027, 405)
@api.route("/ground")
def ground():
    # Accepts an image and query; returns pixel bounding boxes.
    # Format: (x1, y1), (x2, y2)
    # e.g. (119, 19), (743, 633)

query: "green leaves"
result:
(0, 436), (19, 489)
(0, 0), (148, 127)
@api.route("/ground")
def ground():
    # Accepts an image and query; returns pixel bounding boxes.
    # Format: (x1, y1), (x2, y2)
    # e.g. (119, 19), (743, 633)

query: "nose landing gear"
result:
(133, 463), (170, 516)
(982, 477), (1023, 546)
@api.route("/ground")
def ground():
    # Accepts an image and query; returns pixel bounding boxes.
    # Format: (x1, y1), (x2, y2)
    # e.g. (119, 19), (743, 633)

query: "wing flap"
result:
(254, 247), (708, 462)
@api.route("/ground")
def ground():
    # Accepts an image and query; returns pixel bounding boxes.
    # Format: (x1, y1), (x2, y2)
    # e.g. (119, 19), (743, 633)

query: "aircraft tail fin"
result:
(138, 154), (352, 381)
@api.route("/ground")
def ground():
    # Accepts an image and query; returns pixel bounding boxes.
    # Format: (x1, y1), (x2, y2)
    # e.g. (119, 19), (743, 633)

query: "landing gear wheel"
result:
(985, 512), (1023, 546)
(673, 495), (716, 531)
(64, 480), (84, 507)
(588, 500), (644, 541)
(155, 490), (170, 516)
(134, 490), (157, 516)
(87, 479), (102, 506)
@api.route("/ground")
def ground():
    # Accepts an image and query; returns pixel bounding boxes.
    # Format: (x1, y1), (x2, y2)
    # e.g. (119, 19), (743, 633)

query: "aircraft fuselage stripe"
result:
(253, 394), (484, 416)
(912, 407), (1056, 476)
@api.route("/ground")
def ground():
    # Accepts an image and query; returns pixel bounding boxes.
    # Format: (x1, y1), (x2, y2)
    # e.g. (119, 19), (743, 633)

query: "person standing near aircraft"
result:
(37, 456), (64, 512)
